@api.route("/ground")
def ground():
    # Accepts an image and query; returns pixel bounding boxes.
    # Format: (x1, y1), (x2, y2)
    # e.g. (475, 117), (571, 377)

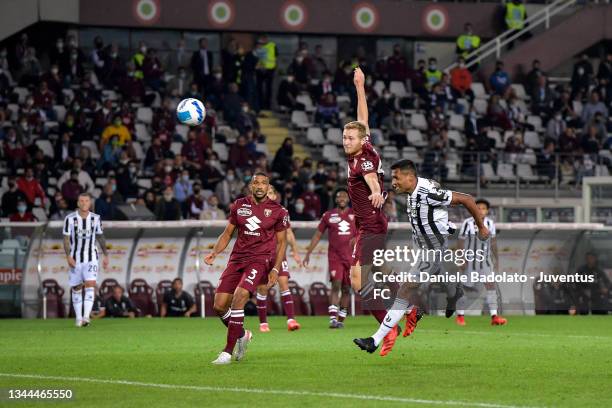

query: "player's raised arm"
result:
(451, 192), (489, 240)
(353, 67), (370, 135)
(204, 223), (237, 265)
(269, 229), (288, 288)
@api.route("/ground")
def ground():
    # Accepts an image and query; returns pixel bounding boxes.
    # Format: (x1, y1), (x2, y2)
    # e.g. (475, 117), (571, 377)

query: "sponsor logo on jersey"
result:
(361, 161), (374, 171)
(244, 216), (261, 236)
(338, 220), (351, 235)
(238, 208), (252, 217)
(264, 209), (272, 217)
(329, 215), (341, 223)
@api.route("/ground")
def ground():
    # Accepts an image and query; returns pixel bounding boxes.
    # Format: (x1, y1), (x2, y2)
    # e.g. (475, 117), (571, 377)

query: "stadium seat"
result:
(32, 207), (47, 221)
(13, 87), (28, 104)
(382, 146), (399, 160)
(135, 123), (151, 142)
(447, 130), (466, 148)
(322, 145), (342, 163)
(128, 279), (156, 317)
(194, 281), (216, 317)
(99, 278), (121, 301)
(288, 280), (309, 315)
(136, 107), (153, 124)
(82, 141), (100, 159)
(523, 149), (538, 166)
(487, 130), (504, 149)
(6, 104), (19, 120)
(326, 128), (343, 145)
(296, 94), (315, 112)
(389, 81), (407, 98)
(511, 84), (528, 100)
(40, 279), (65, 318)
(155, 280), (172, 316)
(255, 143), (269, 156)
(572, 100), (583, 116)
(406, 129), (427, 147)
(470, 83), (487, 99)
(369, 128), (386, 146)
(212, 142), (228, 162)
(402, 146), (422, 163)
(473, 98), (488, 115)
(101, 89), (118, 101)
(266, 287), (281, 316)
(482, 163), (500, 182)
(446, 162), (461, 181)
(373, 80), (386, 96)
(596, 165), (610, 176)
(291, 111), (312, 129)
(53, 105), (67, 122)
(62, 89), (74, 102)
(449, 113), (465, 131)
(410, 112), (428, 131)
(526, 116), (543, 132)
(35, 140), (54, 159)
(524, 131), (542, 149)
(517, 164), (539, 182)
(175, 124), (189, 141)
(170, 141), (183, 156)
(497, 163), (516, 182)
(132, 141), (144, 160)
(308, 282), (329, 316)
(306, 127), (325, 145)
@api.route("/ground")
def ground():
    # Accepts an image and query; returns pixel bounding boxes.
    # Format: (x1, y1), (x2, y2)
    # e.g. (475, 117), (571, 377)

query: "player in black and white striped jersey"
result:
(354, 159), (490, 354)
(456, 199), (508, 326)
(63, 193), (109, 327)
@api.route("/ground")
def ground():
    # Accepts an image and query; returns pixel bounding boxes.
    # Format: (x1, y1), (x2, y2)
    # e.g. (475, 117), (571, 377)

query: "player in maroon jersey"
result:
(205, 172), (289, 365)
(303, 188), (356, 328)
(343, 67), (418, 356)
(255, 185), (303, 332)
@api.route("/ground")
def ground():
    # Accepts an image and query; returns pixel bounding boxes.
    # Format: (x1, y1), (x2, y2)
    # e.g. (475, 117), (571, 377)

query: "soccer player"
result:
(255, 185), (302, 333)
(63, 193), (109, 327)
(456, 199), (507, 326)
(353, 159), (489, 354)
(344, 67), (414, 356)
(160, 277), (197, 318)
(303, 188), (356, 328)
(205, 173), (289, 365)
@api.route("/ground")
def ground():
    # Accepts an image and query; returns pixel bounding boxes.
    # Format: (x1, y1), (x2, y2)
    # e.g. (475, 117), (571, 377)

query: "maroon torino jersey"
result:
(228, 196), (289, 263)
(347, 141), (386, 232)
(317, 208), (356, 262)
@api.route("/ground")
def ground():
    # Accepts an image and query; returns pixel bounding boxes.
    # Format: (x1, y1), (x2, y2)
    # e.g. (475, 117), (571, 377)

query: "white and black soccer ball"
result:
(176, 98), (206, 126)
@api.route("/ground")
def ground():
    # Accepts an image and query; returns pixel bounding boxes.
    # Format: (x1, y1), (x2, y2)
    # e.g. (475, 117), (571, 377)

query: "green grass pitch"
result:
(1, 316), (611, 407)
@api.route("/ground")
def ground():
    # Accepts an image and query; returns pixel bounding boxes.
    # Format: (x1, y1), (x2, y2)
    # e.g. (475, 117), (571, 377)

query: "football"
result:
(176, 98), (206, 126)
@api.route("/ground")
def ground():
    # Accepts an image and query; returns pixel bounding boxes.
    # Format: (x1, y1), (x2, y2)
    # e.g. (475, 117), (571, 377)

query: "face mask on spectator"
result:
(111, 184), (117, 192)
(365, 78), (372, 86)
(70, 52), (78, 61)
(20, 121), (28, 131)
(242, 106), (249, 113)
(17, 205), (26, 214)
(287, 76), (294, 83)
(555, 114), (562, 121)
(307, 183), (315, 192)
(57, 41), (64, 50)
(226, 174), (235, 182)
(295, 56), (304, 63)
(295, 203), (304, 212)
(383, 93), (390, 100)
(129, 166), (137, 174)
(140, 46), (147, 54)
(111, 52), (118, 58)
(429, 63), (437, 70)
(164, 193), (172, 201)
(214, 73), (222, 80)
(182, 175), (189, 182)
(51, 67), (59, 75)
(164, 165), (173, 173)
(210, 160), (219, 167)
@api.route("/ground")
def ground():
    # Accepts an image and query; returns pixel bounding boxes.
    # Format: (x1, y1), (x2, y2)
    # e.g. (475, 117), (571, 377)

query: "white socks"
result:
(72, 289), (83, 322)
(486, 290), (498, 316)
(371, 298), (411, 346)
(83, 287), (94, 321)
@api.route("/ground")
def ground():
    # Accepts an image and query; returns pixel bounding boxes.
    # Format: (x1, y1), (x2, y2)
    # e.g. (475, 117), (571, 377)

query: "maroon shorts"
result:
(352, 213), (388, 266)
(266, 257), (290, 278)
(329, 259), (351, 286)
(216, 259), (270, 294)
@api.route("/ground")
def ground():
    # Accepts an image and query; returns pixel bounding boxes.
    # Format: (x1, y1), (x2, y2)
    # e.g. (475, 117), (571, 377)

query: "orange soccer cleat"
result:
(403, 307), (424, 337)
(491, 315), (507, 326)
(259, 323), (271, 332)
(456, 315), (466, 326)
(380, 325), (401, 357)
(287, 319), (301, 331)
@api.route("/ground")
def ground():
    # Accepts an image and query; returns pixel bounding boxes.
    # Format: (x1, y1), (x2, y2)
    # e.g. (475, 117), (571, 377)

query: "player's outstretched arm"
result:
(303, 229), (324, 267)
(451, 192), (489, 240)
(204, 223), (236, 265)
(269, 230), (288, 288)
(353, 67), (370, 135)
(365, 173), (385, 209)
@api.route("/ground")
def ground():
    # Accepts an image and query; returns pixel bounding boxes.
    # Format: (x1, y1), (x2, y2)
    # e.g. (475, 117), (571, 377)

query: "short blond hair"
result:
(344, 121), (367, 139)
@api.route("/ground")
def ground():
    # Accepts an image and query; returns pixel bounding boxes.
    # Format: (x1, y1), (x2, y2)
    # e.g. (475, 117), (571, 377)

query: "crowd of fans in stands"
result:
(0, 29), (611, 223)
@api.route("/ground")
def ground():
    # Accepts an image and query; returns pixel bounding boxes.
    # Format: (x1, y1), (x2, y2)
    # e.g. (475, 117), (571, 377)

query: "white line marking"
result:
(417, 329), (612, 341)
(0, 372), (541, 408)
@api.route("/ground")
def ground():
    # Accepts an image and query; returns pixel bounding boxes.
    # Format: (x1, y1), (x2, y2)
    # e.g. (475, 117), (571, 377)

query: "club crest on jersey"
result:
(349, 214), (355, 221)
(361, 161), (374, 171)
(264, 209), (272, 217)
(237, 208), (252, 217)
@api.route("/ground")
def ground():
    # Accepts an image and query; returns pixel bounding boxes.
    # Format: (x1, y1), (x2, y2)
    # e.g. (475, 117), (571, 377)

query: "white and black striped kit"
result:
(407, 177), (456, 250)
(63, 212), (103, 264)
(459, 216), (496, 271)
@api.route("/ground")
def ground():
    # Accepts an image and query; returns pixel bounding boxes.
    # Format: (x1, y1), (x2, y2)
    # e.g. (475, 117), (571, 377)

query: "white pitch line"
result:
(417, 329), (612, 341)
(0, 372), (541, 408)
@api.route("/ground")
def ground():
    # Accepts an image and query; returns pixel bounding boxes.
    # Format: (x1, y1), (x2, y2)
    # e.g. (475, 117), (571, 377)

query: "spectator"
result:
(61, 170), (84, 208)
(57, 159), (95, 194)
(9, 200), (36, 222)
(3, 129), (29, 171)
(464, 107), (482, 140)
(223, 83), (244, 126)
(546, 112), (567, 142)
(571, 54), (593, 97)
(174, 169), (193, 204)
(531, 75), (553, 119)
(582, 126), (601, 155)
(116, 161), (139, 200)
(161, 278), (196, 317)
(314, 93), (340, 127)
(255, 34), (277, 110)
(200, 195), (226, 220)
(559, 127), (580, 154)
(387, 44), (408, 83)
(382, 111), (408, 149)
(143, 48), (164, 90)
(221, 39), (239, 83)
(95, 183), (123, 220)
(33, 81), (56, 119)
(228, 135), (253, 172)
(207, 67), (226, 108)
(450, 57), (474, 102)
(289, 198), (313, 221)
(299, 180), (321, 219)
(186, 182), (206, 219)
(200, 156), (225, 190)
(54, 132), (75, 169)
(191, 37), (213, 90)
(119, 63), (147, 103)
(17, 167), (46, 208)
(144, 190), (158, 214)
(234, 102), (259, 135)
(155, 187), (182, 221)
(455, 23), (481, 63)
(525, 59), (543, 94)
(277, 74), (301, 110)
(2, 177), (28, 217)
(489, 61), (510, 96)
(313, 71), (336, 102)
(104, 286), (138, 318)
(536, 141), (557, 181)
(144, 136), (174, 171)
(272, 138), (294, 178)
(424, 57), (442, 90)
(311, 44), (328, 80)
(288, 49), (310, 87)
(215, 169), (244, 206)
(581, 91), (608, 126)
(50, 198), (71, 221)
(577, 253), (611, 314)
(167, 38), (190, 75)
(101, 115), (132, 149)
(167, 66), (192, 98)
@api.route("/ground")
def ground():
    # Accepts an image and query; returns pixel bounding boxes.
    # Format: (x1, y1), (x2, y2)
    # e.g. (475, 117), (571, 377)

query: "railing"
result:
(445, 0), (579, 72)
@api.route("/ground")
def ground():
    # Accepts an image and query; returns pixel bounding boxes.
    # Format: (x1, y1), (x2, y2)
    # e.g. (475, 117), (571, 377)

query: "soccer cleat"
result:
(75, 320), (82, 327)
(380, 325), (401, 356)
(491, 315), (508, 326)
(329, 320), (339, 329)
(402, 307), (424, 337)
(234, 330), (252, 361)
(353, 337), (377, 353)
(456, 315), (466, 326)
(211, 351), (232, 365)
(445, 286), (464, 318)
(335, 321), (344, 329)
(287, 319), (301, 331)
(81, 318), (90, 327)
(259, 323), (270, 333)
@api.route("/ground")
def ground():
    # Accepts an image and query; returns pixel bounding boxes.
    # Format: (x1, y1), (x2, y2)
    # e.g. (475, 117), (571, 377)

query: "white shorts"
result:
(69, 261), (99, 287)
